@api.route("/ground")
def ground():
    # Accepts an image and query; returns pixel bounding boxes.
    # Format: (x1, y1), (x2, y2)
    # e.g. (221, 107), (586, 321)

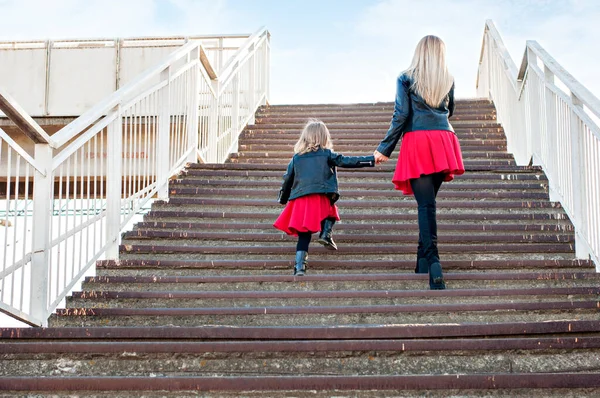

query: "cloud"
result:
(354, 0), (600, 99)
(0, 0), (237, 39)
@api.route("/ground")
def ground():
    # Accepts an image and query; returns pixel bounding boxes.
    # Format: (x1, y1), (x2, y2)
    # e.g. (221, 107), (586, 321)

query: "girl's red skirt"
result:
(274, 193), (340, 236)
(393, 130), (465, 195)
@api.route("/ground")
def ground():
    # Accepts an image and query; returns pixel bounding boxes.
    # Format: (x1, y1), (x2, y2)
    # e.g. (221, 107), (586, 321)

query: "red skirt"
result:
(393, 130), (465, 195)
(274, 193), (340, 236)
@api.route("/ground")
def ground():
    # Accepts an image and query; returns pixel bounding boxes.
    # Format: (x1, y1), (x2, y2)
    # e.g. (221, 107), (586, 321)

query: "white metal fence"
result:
(0, 27), (270, 326)
(477, 20), (600, 270)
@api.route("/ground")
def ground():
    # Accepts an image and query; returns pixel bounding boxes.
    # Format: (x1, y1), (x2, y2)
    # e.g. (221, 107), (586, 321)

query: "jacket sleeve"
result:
(448, 82), (455, 118)
(328, 151), (375, 168)
(277, 158), (294, 204)
(376, 76), (410, 157)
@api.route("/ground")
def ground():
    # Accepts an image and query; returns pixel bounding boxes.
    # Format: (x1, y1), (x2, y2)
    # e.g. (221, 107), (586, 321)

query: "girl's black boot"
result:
(318, 219), (337, 250)
(294, 251), (308, 276)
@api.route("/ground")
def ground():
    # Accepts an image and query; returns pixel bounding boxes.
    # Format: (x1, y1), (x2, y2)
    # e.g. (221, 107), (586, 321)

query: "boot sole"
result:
(317, 238), (338, 251)
(429, 262), (446, 290)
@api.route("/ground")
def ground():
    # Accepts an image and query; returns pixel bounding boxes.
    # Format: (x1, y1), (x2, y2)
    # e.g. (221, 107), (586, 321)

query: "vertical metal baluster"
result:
(100, 130), (105, 244)
(128, 108), (134, 217)
(93, 134), (98, 256)
(70, 150), (77, 289)
(3, 149), (12, 298)
(20, 163), (30, 312)
(86, 141), (91, 268)
(62, 157), (70, 298)
(144, 96), (150, 196)
(10, 156), (21, 307)
(56, 162), (63, 301)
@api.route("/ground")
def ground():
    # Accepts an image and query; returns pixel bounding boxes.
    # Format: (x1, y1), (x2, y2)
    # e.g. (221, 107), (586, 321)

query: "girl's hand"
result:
(374, 150), (389, 164)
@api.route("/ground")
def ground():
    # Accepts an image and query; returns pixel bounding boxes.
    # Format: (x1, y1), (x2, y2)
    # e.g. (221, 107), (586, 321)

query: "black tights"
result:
(410, 173), (445, 264)
(296, 232), (312, 252)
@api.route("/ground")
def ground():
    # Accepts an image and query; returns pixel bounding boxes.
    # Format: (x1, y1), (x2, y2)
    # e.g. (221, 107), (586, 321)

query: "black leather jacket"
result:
(278, 147), (375, 204)
(376, 74), (455, 157)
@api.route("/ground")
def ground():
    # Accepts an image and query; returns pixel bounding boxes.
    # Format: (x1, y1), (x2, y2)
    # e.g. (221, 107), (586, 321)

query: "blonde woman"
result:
(374, 35), (465, 290)
(275, 119), (375, 276)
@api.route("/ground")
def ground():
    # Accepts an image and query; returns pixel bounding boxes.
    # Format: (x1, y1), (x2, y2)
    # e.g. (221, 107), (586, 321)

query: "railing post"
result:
(543, 66), (560, 202)
(105, 113), (122, 259)
(157, 66), (171, 198)
(30, 143), (52, 326)
(231, 65), (240, 154)
(248, 43), (256, 125)
(264, 34), (271, 104)
(569, 94), (590, 259)
(527, 48), (542, 167)
(207, 79), (219, 163)
(186, 48), (200, 164)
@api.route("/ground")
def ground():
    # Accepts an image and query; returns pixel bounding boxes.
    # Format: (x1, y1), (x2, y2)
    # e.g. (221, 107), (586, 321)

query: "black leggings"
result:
(410, 172), (445, 264)
(296, 232), (312, 252)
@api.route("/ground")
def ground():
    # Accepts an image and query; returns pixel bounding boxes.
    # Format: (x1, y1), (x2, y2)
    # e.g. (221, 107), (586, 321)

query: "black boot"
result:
(429, 261), (446, 290)
(318, 218), (337, 250)
(415, 238), (428, 274)
(294, 251), (308, 276)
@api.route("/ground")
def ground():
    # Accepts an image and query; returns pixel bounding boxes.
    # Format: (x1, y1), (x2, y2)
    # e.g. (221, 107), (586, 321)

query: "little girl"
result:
(274, 119), (375, 276)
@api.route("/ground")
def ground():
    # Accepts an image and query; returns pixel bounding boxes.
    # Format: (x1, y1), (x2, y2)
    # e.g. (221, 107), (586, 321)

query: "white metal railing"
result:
(0, 27), (270, 326)
(477, 20), (600, 270)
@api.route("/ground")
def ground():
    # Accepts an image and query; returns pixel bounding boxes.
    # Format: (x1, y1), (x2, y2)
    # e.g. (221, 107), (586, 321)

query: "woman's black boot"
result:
(429, 261), (446, 290)
(318, 218), (338, 250)
(294, 251), (308, 276)
(415, 239), (428, 274)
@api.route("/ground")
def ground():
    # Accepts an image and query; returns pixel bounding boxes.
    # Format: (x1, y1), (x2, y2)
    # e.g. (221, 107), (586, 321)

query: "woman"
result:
(374, 35), (465, 290)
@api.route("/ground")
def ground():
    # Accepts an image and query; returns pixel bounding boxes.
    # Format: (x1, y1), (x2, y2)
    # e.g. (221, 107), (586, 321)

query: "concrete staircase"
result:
(1, 100), (600, 397)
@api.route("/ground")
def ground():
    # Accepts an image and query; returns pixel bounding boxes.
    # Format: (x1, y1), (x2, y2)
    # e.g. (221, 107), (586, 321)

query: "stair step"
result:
(65, 287), (600, 309)
(135, 221), (572, 232)
(181, 168), (548, 181)
(2, 374), (599, 394)
(167, 187), (547, 200)
(4, 319), (599, 339)
(123, 230), (573, 244)
(120, 243), (575, 255)
(161, 197), (563, 210)
(96, 260), (592, 272)
(50, 300), (600, 327)
(145, 210), (567, 222)
(85, 271), (598, 291)
(170, 179), (547, 191)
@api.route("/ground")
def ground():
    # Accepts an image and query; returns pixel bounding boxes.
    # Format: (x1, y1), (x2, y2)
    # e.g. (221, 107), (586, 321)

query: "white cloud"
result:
(0, 0), (599, 103)
(354, 0), (600, 100)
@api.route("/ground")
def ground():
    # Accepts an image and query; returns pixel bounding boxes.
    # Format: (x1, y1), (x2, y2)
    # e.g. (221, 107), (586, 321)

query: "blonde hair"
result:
(405, 35), (454, 108)
(294, 119), (333, 154)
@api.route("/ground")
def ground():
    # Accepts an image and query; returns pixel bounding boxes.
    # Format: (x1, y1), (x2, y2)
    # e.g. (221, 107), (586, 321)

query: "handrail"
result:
(0, 33), (253, 49)
(524, 41), (600, 121)
(50, 40), (206, 148)
(477, 19), (600, 270)
(218, 27), (268, 81)
(0, 88), (52, 144)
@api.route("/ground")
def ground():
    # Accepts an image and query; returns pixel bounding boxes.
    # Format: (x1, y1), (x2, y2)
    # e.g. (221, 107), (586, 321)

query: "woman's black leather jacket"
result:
(376, 73), (455, 157)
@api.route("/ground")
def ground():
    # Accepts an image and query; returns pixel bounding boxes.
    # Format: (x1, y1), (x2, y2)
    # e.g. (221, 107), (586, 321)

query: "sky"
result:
(0, 0), (599, 104)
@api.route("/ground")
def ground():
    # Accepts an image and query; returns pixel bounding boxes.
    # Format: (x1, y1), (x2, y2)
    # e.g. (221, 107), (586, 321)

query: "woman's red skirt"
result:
(274, 193), (340, 236)
(392, 130), (465, 195)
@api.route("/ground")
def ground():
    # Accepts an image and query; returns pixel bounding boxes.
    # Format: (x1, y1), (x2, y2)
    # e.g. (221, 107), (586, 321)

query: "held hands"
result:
(373, 150), (389, 164)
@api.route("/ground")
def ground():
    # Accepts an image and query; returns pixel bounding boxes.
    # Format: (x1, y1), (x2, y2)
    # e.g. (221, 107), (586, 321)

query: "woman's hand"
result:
(374, 150), (389, 164)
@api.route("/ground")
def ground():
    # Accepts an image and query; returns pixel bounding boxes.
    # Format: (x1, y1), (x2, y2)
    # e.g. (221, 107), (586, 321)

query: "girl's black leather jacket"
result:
(278, 147), (375, 204)
(377, 73), (455, 157)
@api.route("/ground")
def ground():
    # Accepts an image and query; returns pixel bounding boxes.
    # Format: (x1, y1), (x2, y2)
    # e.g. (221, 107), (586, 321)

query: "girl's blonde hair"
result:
(294, 119), (333, 154)
(405, 35), (454, 108)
